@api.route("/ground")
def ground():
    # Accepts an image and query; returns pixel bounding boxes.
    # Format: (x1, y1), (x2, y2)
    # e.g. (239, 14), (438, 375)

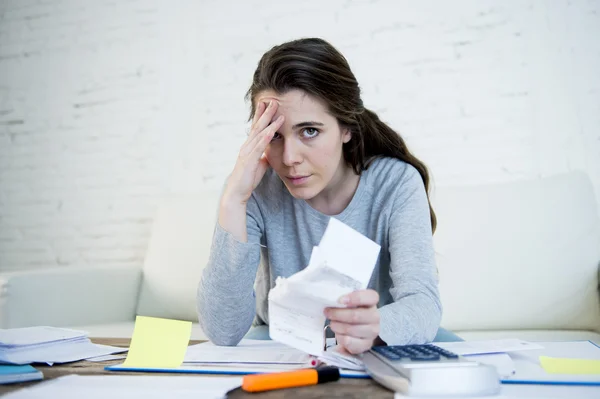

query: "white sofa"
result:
(1, 171), (599, 344)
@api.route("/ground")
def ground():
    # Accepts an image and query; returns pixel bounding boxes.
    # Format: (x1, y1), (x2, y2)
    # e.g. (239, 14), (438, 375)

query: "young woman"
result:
(198, 38), (457, 355)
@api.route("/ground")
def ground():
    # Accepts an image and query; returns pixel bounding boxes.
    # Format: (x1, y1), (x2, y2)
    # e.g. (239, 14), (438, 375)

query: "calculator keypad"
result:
(372, 344), (459, 362)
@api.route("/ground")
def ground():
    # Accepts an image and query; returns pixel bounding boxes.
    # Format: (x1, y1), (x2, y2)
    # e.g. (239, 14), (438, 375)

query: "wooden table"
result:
(0, 338), (393, 398)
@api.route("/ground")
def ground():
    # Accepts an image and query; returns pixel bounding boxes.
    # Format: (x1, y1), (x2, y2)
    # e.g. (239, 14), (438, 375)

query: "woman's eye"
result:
(301, 128), (319, 139)
(271, 132), (282, 141)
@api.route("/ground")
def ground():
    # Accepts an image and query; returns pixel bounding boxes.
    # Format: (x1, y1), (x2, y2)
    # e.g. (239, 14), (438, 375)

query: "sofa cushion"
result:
(135, 193), (220, 322)
(134, 173), (600, 335)
(432, 172), (600, 332)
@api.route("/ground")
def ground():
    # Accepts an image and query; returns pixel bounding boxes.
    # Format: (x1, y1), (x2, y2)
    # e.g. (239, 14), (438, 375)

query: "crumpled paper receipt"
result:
(268, 218), (381, 368)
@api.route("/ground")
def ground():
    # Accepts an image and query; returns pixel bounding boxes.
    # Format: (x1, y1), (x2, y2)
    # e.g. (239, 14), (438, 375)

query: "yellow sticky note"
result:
(123, 315), (192, 368)
(540, 356), (600, 375)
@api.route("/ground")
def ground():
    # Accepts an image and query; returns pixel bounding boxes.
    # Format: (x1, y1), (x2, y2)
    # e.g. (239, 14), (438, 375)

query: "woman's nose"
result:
(282, 139), (303, 166)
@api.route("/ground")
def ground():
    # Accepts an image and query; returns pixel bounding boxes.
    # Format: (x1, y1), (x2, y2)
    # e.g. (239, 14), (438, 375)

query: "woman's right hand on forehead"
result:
(223, 100), (284, 205)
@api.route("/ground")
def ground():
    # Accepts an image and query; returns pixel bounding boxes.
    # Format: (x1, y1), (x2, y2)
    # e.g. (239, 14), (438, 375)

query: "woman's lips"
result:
(287, 175), (311, 185)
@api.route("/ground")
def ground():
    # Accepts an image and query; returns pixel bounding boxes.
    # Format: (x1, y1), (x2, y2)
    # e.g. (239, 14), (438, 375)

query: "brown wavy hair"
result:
(245, 38), (437, 233)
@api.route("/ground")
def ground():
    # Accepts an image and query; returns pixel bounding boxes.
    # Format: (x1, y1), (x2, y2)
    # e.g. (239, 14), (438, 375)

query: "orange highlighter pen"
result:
(242, 366), (340, 393)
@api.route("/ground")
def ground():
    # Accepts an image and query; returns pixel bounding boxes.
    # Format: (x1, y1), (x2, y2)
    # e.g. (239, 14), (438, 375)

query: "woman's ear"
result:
(342, 127), (352, 144)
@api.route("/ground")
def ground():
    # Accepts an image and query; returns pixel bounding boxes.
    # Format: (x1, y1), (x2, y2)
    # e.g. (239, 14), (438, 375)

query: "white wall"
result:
(1, 0), (599, 272)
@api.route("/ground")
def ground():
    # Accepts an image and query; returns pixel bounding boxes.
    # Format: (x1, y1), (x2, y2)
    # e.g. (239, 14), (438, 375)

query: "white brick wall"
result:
(0, 0), (164, 270)
(1, 0), (599, 271)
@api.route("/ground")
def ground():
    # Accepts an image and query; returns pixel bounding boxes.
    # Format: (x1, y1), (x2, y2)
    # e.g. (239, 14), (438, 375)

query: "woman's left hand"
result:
(324, 289), (381, 355)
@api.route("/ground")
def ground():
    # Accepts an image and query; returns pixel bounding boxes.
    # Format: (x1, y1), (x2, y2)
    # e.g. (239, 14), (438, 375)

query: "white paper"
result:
(434, 339), (544, 356)
(318, 218), (381, 287)
(465, 353), (515, 378)
(184, 339), (311, 365)
(318, 345), (365, 370)
(3, 374), (243, 399)
(109, 337), (368, 377)
(502, 341), (600, 384)
(0, 326), (88, 347)
(269, 296), (327, 355)
(269, 218), (381, 359)
(0, 339), (127, 365)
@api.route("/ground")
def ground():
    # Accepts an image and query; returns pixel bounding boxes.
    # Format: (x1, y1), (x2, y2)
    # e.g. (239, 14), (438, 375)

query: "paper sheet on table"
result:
(268, 218), (380, 358)
(0, 327), (88, 347)
(0, 326), (128, 365)
(435, 339), (543, 356)
(2, 374), (243, 399)
(540, 356), (600, 374)
(318, 344), (365, 370)
(0, 339), (127, 365)
(122, 316), (191, 368)
(465, 353), (515, 378)
(502, 341), (600, 385)
(184, 339), (311, 364)
(109, 338), (366, 376)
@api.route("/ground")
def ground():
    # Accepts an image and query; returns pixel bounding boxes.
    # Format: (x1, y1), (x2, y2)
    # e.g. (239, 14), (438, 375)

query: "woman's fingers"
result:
(324, 290), (381, 355)
(339, 289), (379, 308)
(329, 320), (379, 339)
(240, 102), (281, 157)
(247, 114), (284, 158)
(253, 154), (270, 187)
(335, 334), (374, 355)
(250, 100), (279, 139)
(325, 306), (380, 325)
(224, 101), (281, 204)
(251, 101), (266, 128)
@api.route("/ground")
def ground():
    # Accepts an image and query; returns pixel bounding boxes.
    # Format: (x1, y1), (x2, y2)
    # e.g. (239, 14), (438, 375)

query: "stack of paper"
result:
(184, 339), (313, 370)
(0, 326), (127, 365)
(318, 345), (365, 370)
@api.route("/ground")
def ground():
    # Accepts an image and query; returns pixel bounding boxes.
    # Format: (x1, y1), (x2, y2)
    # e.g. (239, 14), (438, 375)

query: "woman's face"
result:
(259, 89), (351, 200)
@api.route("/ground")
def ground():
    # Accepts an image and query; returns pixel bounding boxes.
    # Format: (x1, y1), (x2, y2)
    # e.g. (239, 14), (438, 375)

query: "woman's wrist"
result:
(218, 196), (248, 243)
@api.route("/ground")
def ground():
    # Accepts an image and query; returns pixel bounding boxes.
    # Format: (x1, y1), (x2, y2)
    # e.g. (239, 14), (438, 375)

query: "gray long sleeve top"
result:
(197, 157), (442, 346)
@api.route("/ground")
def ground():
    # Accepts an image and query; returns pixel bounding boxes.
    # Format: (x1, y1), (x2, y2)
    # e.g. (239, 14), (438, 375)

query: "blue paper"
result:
(0, 364), (43, 384)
